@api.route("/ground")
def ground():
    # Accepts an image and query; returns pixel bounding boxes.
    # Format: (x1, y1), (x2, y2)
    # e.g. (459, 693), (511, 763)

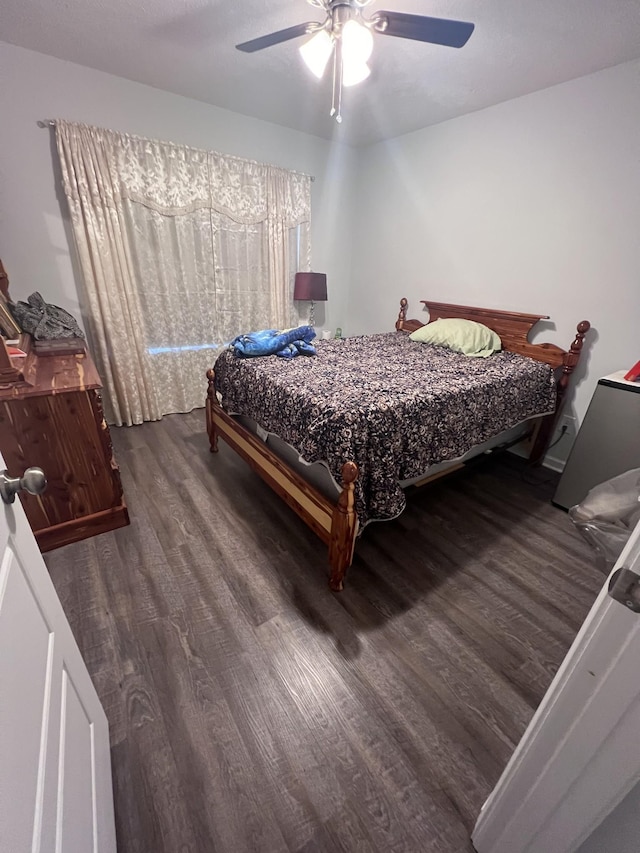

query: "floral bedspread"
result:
(213, 333), (556, 526)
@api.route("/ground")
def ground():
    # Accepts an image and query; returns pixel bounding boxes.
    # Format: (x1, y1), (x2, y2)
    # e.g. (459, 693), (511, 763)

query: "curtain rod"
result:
(37, 119), (315, 181)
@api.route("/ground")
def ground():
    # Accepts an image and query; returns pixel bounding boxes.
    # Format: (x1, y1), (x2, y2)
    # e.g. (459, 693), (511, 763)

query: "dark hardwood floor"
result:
(45, 411), (604, 853)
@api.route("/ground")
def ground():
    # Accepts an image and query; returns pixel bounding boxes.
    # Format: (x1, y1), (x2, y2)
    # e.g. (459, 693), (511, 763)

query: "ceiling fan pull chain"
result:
(335, 37), (343, 123)
(330, 42), (338, 118)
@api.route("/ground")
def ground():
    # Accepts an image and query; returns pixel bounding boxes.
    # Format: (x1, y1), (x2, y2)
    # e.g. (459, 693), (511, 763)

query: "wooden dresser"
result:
(0, 338), (129, 550)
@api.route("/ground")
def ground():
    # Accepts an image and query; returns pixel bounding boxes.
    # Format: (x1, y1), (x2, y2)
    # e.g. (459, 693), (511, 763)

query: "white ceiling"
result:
(3, 0), (640, 146)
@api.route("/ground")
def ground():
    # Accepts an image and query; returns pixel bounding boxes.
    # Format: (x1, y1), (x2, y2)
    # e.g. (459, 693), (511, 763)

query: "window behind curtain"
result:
(55, 120), (311, 425)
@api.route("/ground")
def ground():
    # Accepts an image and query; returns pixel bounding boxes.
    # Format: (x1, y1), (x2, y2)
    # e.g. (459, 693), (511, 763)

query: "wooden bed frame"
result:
(206, 300), (590, 591)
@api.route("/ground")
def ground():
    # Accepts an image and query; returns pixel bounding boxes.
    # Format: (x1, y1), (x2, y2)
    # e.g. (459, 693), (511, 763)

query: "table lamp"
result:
(294, 272), (327, 326)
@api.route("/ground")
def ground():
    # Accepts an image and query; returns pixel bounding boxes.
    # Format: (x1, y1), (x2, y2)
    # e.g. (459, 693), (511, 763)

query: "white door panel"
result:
(58, 670), (97, 852)
(0, 459), (116, 853)
(0, 547), (53, 852)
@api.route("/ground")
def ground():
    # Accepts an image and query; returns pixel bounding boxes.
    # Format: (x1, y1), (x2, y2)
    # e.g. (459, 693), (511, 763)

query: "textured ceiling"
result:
(3, 0), (640, 146)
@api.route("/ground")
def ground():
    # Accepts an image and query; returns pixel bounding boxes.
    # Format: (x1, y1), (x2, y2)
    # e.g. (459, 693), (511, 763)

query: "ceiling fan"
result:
(236, 0), (475, 123)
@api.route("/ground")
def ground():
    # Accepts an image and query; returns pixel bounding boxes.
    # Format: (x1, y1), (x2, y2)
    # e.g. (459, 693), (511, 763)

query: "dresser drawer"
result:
(0, 349), (129, 550)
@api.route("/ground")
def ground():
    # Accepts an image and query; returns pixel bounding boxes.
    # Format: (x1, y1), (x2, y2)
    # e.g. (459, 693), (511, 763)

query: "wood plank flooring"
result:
(45, 410), (604, 853)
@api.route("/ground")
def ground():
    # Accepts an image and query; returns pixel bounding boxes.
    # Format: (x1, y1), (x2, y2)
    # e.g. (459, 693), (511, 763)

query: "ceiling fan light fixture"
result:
(341, 19), (374, 65)
(342, 60), (371, 87)
(299, 29), (334, 78)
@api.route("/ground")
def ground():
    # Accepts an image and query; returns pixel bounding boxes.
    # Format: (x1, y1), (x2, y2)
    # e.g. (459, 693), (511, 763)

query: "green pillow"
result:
(409, 318), (502, 358)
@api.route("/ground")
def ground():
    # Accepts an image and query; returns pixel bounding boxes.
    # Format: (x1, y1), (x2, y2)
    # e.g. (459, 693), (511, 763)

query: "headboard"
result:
(395, 297), (590, 371)
(395, 297), (591, 463)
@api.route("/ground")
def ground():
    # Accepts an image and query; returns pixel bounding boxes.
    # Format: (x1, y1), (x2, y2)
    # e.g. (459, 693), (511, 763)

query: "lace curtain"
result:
(55, 120), (311, 425)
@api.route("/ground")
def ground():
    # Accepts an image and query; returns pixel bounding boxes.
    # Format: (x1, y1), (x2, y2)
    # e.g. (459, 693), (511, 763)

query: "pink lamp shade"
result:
(293, 272), (327, 302)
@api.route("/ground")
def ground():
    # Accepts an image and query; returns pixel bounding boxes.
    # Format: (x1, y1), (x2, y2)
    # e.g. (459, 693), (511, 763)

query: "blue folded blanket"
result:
(230, 325), (317, 359)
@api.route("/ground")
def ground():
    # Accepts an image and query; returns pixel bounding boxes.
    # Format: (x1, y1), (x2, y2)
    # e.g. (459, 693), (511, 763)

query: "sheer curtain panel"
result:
(55, 121), (311, 425)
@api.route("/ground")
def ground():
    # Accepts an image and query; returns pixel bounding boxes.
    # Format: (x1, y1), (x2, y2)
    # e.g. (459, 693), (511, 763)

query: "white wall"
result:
(0, 40), (357, 336)
(350, 59), (640, 466)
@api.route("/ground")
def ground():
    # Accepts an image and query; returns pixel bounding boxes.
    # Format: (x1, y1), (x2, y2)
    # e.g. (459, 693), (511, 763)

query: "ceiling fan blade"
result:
(373, 12), (474, 48)
(236, 22), (318, 53)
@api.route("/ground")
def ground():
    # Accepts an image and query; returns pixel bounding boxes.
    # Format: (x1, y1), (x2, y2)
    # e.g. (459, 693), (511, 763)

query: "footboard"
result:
(206, 369), (359, 590)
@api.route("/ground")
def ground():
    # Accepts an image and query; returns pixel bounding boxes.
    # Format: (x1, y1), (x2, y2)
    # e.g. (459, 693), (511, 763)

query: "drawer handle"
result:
(0, 468), (48, 505)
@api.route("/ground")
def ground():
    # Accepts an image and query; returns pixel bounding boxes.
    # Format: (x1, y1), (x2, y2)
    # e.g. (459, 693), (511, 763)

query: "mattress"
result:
(214, 333), (556, 525)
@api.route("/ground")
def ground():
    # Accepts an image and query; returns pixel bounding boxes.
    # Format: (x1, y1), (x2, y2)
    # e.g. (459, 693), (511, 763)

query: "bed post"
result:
(530, 320), (590, 464)
(395, 297), (408, 332)
(328, 461), (359, 592)
(206, 368), (219, 453)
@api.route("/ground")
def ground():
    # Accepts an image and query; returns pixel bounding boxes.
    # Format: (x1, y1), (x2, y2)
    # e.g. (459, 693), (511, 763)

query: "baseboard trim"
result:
(541, 455), (565, 474)
(508, 446), (566, 474)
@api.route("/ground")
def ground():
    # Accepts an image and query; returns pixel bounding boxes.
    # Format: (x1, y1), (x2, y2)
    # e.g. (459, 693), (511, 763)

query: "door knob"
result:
(0, 467), (47, 504)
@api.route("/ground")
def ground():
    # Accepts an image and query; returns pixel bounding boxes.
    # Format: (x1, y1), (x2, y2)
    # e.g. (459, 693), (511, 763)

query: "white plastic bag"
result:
(569, 469), (640, 573)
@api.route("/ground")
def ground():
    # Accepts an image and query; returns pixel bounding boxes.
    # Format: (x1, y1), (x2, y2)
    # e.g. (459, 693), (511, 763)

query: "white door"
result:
(472, 517), (640, 853)
(0, 461), (116, 853)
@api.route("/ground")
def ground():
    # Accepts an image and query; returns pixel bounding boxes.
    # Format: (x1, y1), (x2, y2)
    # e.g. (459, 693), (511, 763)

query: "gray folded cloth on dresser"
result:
(9, 292), (85, 340)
